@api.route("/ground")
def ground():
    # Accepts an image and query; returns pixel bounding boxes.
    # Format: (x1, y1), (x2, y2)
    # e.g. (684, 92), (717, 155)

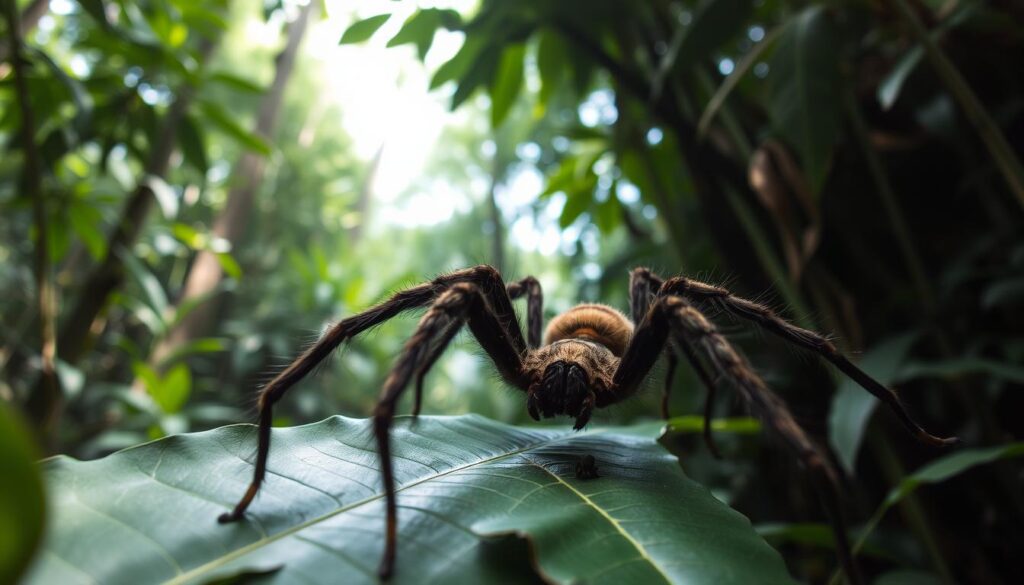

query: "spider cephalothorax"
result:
(218, 265), (956, 583)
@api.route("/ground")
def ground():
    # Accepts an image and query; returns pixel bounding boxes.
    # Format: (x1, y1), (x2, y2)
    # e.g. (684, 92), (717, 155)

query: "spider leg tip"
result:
(920, 430), (960, 447)
(217, 512), (238, 524)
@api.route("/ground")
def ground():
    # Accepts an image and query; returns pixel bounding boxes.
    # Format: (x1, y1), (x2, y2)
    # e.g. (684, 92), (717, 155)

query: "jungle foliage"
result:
(2, 0), (1023, 583)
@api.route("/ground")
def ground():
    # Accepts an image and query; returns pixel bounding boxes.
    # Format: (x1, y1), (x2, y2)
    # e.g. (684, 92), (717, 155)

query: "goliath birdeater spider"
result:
(218, 265), (956, 581)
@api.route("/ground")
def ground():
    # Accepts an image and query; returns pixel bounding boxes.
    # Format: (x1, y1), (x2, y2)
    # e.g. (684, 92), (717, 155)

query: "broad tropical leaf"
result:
(25, 415), (795, 584)
(828, 333), (919, 474)
(766, 6), (843, 194)
(0, 404), (45, 584)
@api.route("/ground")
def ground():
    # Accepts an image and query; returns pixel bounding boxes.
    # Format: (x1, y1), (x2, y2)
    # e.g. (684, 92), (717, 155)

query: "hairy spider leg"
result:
(628, 267), (674, 413)
(658, 275), (958, 447)
(679, 338), (724, 459)
(629, 268), (721, 456)
(661, 351), (677, 420)
(658, 295), (863, 585)
(217, 265), (528, 525)
(408, 276), (542, 417)
(409, 322), (457, 417)
(506, 276), (544, 348)
(372, 283), (528, 578)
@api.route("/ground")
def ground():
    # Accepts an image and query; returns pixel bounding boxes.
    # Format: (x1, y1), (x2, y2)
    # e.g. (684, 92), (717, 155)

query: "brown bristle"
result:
(544, 304), (633, 356)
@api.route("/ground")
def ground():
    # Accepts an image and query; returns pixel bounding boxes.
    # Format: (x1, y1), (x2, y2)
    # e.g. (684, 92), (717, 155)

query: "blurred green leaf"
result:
(430, 35), (482, 89)
(897, 358), (1024, 385)
(490, 44), (525, 128)
(665, 416), (762, 434)
(829, 333), (919, 474)
(0, 404), (45, 585)
(766, 6), (843, 194)
(593, 194), (621, 234)
(451, 45), (501, 110)
(878, 2), (982, 111)
(982, 276), (1024, 309)
(131, 362), (162, 397)
(68, 202), (107, 260)
(27, 47), (94, 131)
(697, 24), (783, 138)
(171, 223), (204, 249)
(77, 0), (111, 27)
(675, 0), (754, 69)
(178, 4), (229, 35)
(846, 442), (1024, 571)
(560, 190), (590, 228)
(536, 30), (567, 107)
(155, 338), (228, 369)
(158, 364), (192, 414)
(198, 100), (271, 155)
(207, 71), (264, 94)
(755, 523), (894, 561)
(339, 14), (391, 45)
(178, 114), (209, 175)
(133, 361), (192, 414)
(142, 175), (180, 219)
(883, 442), (1024, 509)
(387, 8), (461, 60)
(215, 251), (243, 279)
(118, 248), (170, 323)
(878, 46), (923, 111)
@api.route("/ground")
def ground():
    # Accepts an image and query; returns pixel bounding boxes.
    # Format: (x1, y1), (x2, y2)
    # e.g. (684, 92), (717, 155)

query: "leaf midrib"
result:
(165, 426), (590, 584)
(526, 458), (672, 585)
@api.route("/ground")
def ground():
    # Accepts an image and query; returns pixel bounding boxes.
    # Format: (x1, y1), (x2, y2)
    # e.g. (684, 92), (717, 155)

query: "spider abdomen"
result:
(544, 303), (633, 356)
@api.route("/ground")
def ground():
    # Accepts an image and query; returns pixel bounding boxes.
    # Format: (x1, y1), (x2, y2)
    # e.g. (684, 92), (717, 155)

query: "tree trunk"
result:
(0, 0), (48, 63)
(346, 143), (383, 246)
(5, 0), (58, 446)
(150, 2), (314, 366)
(57, 38), (217, 366)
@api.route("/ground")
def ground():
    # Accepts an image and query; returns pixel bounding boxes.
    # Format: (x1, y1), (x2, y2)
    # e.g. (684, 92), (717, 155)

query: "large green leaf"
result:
(197, 100), (272, 156)
(841, 442), (1024, 576)
(0, 404), (46, 584)
(535, 29), (568, 108)
(766, 6), (843, 194)
(828, 333), (919, 474)
(25, 415), (795, 584)
(489, 44), (525, 128)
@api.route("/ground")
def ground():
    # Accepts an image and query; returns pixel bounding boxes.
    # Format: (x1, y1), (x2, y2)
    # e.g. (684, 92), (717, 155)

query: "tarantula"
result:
(218, 265), (956, 581)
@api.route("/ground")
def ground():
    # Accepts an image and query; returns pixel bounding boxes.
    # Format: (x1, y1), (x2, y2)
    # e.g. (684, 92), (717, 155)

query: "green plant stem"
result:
(693, 69), (815, 328)
(697, 24), (783, 140)
(827, 430), (956, 585)
(845, 93), (935, 311)
(4, 0), (60, 443)
(865, 431), (954, 584)
(891, 0), (1024, 208)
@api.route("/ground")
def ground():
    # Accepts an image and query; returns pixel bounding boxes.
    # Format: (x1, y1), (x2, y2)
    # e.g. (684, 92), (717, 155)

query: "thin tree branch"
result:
(4, 0), (60, 443)
(0, 0), (48, 63)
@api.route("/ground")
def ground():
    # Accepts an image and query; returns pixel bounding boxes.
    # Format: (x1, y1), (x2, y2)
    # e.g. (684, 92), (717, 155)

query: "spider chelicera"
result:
(217, 265), (956, 581)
